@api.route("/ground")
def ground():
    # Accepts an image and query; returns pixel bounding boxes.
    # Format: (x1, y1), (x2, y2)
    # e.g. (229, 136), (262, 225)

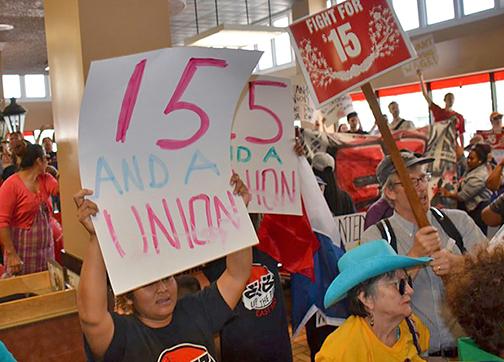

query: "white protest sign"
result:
(402, 35), (438, 77)
(79, 47), (261, 295)
(231, 75), (301, 215)
(333, 212), (366, 249)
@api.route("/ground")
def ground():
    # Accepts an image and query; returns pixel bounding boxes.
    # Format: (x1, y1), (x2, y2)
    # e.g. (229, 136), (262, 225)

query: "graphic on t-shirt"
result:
(158, 343), (216, 362)
(242, 264), (275, 311)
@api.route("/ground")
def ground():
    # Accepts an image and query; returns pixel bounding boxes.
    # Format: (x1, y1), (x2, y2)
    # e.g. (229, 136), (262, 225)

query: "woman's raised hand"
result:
(73, 189), (98, 236)
(230, 173), (250, 207)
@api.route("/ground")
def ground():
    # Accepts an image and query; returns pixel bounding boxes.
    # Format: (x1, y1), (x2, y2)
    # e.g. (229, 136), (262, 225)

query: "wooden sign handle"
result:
(361, 82), (430, 228)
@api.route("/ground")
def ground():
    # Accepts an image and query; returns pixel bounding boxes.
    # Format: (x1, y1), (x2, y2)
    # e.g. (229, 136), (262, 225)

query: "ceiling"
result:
(0, 0), (294, 75)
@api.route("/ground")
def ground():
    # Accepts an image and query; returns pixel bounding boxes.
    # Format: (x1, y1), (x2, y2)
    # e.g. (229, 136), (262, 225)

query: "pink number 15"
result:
(115, 57), (228, 149)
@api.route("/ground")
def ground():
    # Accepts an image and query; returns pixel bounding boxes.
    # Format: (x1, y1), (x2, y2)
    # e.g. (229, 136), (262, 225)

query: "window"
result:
(426, 0), (455, 24)
(380, 93), (430, 128)
(257, 38), (274, 70)
(2, 75), (21, 98)
(326, 0), (346, 8)
(351, 100), (375, 132)
(34, 129), (57, 150)
(25, 74), (46, 98)
(273, 16), (292, 65)
(392, 0), (420, 31)
(432, 83), (492, 146)
(496, 80), (504, 114)
(463, 0), (494, 15)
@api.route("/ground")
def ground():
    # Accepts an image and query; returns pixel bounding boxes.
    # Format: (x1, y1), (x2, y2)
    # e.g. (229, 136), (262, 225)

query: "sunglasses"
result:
(385, 275), (413, 295)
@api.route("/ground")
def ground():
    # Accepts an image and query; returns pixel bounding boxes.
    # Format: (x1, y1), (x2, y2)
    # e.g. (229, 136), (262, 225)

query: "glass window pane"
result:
(2, 75), (21, 99)
(432, 83), (493, 147)
(326, 0), (332, 8)
(426, 0), (455, 25)
(273, 16), (288, 28)
(392, 0), (419, 31)
(463, 0), (494, 15)
(274, 33), (292, 65)
(273, 16), (292, 65)
(25, 74), (46, 98)
(257, 39), (273, 70)
(496, 80), (504, 115)
(351, 100), (375, 132)
(380, 92), (430, 128)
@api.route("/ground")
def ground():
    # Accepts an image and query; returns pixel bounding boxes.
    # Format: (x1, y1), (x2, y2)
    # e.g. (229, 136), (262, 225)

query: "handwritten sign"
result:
(231, 75), (301, 215)
(289, 0), (416, 108)
(78, 47), (261, 295)
(333, 212), (366, 248)
(402, 35), (438, 76)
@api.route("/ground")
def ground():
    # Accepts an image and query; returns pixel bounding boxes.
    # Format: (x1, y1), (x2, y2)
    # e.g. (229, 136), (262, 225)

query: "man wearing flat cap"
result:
(361, 151), (486, 358)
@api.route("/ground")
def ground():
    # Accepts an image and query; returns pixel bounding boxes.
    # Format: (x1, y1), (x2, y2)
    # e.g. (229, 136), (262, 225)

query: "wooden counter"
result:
(0, 272), (85, 361)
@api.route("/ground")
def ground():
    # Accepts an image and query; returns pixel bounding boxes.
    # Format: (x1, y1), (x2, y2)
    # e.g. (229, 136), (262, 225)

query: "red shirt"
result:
(0, 173), (58, 229)
(430, 103), (465, 135)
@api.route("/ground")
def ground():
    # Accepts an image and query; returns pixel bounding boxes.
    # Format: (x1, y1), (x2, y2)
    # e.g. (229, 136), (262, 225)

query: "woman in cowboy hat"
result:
(316, 240), (432, 362)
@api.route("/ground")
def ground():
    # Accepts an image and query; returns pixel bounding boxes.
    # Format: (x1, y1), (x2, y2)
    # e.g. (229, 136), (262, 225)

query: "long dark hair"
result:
(314, 166), (357, 216)
(20, 144), (45, 169)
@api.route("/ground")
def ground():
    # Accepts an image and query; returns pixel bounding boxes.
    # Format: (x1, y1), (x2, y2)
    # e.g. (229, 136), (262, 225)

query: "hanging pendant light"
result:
(3, 97), (27, 133)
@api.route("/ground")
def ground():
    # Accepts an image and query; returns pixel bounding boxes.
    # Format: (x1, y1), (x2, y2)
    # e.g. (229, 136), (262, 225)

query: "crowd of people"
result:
(2, 81), (504, 362)
(72, 92), (504, 362)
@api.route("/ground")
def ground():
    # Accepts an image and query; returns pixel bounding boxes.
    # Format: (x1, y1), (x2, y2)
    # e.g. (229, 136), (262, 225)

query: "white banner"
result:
(402, 35), (438, 77)
(232, 75), (301, 215)
(78, 47), (261, 294)
(333, 212), (366, 249)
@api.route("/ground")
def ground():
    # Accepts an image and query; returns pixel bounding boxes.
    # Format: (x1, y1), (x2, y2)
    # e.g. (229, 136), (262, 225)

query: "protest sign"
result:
(333, 212), (366, 248)
(402, 34), (438, 76)
(78, 47), (261, 295)
(289, 0), (416, 108)
(232, 75), (301, 215)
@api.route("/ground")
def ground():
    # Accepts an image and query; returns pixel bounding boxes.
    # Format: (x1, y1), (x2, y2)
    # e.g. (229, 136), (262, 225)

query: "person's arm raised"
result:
(486, 159), (504, 191)
(417, 69), (433, 106)
(216, 173), (253, 309)
(74, 189), (114, 360)
(482, 197), (504, 227)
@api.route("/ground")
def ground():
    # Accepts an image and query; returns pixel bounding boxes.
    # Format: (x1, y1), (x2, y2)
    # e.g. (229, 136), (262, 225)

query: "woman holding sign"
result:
(75, 173), (252, 362)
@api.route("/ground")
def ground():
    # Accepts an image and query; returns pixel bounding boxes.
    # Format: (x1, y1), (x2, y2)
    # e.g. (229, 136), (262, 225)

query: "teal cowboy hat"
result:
(324, 240), (432, 308)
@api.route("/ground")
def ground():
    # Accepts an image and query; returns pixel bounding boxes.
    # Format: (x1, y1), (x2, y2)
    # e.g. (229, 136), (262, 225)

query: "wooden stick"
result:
(361, 82), (430, 228)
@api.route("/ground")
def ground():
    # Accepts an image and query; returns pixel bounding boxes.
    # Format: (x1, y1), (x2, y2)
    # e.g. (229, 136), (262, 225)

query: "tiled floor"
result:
(291, 329), (312, 362)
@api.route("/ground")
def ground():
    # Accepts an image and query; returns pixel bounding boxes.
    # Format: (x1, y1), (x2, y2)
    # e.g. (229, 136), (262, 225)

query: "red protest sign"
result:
(289, 0), (415, 108)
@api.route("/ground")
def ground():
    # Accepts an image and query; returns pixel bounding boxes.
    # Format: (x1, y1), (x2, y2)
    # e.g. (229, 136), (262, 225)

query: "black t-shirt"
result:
(85, 282), (233, 362)
(204, 249), (293, 362)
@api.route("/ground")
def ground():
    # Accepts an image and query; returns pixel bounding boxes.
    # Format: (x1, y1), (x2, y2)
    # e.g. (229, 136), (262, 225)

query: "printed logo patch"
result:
(242, 264), (275, 311)
(158, 343), (216, 362)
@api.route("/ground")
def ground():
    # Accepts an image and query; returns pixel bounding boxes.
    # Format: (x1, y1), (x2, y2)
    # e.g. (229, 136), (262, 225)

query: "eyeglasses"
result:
(392, 173), (431, 188)
(384, 275), (413, 295)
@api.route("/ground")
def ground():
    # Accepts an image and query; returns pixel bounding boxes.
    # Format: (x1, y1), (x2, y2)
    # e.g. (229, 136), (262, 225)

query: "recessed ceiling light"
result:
(0, 24), (14, 31)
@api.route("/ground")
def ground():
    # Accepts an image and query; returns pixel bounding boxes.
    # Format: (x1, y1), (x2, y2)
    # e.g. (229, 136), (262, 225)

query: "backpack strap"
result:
(392, 118), (406, 131)
(405, 317), (422, 355)
(430, 207), (466, 254)
(376, 219), (398, 252)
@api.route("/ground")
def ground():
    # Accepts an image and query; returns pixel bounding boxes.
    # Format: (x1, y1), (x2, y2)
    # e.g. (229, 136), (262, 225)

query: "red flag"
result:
(257, 210), (319, 280)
